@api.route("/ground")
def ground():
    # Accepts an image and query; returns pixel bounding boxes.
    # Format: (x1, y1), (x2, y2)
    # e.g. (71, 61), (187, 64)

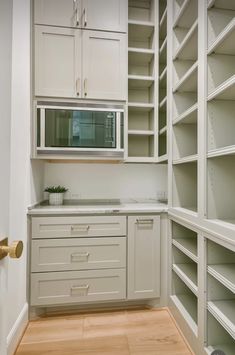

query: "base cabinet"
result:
(127, 215), (161, 299)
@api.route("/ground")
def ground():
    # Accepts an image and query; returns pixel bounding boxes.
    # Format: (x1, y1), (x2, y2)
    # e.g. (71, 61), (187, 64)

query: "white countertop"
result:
(28, 199), (168, 216)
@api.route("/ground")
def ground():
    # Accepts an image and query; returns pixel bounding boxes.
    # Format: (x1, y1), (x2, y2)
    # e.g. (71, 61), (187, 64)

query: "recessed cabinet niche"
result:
(35, 26), (126, 100)
(34, 0), (127, 33)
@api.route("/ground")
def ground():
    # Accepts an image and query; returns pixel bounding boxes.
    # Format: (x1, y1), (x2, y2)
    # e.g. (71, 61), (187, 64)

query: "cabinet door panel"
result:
(82, 30), (127, 100)
(82, 0), (127, 32)
(128, 216), (160, 299)
(35, 25), (81, 98)
(34, 0), (77, 27)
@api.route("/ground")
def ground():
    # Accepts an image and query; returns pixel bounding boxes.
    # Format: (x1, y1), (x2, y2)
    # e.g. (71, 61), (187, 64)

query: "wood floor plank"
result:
(15, 308), (192, 355)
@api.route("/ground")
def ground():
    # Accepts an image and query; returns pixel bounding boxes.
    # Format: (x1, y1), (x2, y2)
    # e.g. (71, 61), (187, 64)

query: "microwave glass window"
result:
(44, 109), (117, 149)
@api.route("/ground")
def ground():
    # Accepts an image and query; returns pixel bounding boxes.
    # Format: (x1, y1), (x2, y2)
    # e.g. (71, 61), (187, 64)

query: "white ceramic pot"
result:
(49, 193), (64, 206)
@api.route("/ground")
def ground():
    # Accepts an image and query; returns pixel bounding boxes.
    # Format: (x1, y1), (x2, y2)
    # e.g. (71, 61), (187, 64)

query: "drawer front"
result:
(30, 269), (126, 306)
(31, 237), (126, 272)
(32, 216), (126, 239)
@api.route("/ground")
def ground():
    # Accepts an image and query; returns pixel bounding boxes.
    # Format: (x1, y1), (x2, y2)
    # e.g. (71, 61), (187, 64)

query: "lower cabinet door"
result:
(31, 269), (126, 306)
(127, 215), (160, 300)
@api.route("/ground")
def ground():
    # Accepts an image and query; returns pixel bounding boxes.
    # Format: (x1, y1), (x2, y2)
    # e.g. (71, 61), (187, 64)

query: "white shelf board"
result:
(171, 207), (198, 218)
(125, 157), (156, 163)
(173, 103), (198, 125)
(128, 48), (154, 66)
(208, 300), (235, 340)
(128, 102), (154, 112)
(159, 96), (167, 108)
(207, 145), (235, 158)
(158, 154), (168, 163)
(208, 18), (235, 55)
(207, 0), (215, 9)
(173, 238), (198, 263)
(208, 75), (235, 101)
(128, 130), (154, 136)
(160, 37), (167, 55)
(173, 154), (198, 165)
(173, 0), (190, 28)
(170, 294), (198, 335)
(208, 264), (235, 294)
(173, 61), (198, 93)
(128, 21), (154, 40)
(173, 20), (198, 60)
(159, 126), (167, 135)
(128, 47), (154, 55)
(160, 67), (167, 82)
(160, 7), (167, 28)
(128, 19), (155, 28)
(128, 75), (154, 88)
(173, 263), (198, 296)
(206, 344), (235, 355)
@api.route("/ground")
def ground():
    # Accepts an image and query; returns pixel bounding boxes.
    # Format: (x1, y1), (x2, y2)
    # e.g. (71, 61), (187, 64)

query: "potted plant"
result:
(44, 185), (68, 206)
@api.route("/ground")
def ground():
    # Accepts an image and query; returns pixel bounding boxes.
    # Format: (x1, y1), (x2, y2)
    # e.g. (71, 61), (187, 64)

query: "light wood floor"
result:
(15, 308), (193, 355)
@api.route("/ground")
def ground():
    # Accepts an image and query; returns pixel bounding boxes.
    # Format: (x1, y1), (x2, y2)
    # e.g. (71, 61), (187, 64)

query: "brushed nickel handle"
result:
(71, 284), (89, 295)
(71, 252), (90, 262)
(84, 78), (88, 96)
(136, 218), (154, 225)
(76, 78), (80, 96)
(71, 225), (90, 232)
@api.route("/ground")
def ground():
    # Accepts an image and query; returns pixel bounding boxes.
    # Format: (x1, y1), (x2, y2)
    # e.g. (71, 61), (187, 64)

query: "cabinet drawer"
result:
(32, 216), (126, 239)
(31, 237), (126, 272)
(30, 269), (126, 306)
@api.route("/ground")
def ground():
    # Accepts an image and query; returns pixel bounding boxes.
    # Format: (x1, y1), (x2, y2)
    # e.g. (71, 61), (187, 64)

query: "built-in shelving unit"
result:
(171, 0), (198, 214)
(170, 221), (198, 335)
(206, 240), (235, 352)
(158, 0), (168, 162)
(127, 0), (157, 162)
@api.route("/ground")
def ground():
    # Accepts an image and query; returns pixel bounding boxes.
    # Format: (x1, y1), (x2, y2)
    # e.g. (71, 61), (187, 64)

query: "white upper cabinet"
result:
(34, 0), (77, 28)
(34, 0), (127, 33)
(35, 25), (81, 98)
(82, 30), (127, 100)
(127, 216), (161, 300)
(82, 0), (127, 33)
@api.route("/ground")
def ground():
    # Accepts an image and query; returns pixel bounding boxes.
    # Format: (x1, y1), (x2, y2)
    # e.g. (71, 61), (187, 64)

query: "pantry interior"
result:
(1, 1), (235, 355)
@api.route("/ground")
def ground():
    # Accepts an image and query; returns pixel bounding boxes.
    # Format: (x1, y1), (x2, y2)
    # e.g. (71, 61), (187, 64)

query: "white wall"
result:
(44, 163), (167, 200)
(7, 0), (31, 352)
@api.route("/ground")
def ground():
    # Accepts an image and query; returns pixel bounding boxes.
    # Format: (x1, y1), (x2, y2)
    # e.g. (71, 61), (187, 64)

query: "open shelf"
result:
(128, 134), (154, 158)
(173, 93), (197, 125)
(128, 130), (154, 136)
(173, 61), (198, 93)
(207, 155), (235, 227)
(128, 49), (154, 77)
(173, 103), (197, 125)
(173, 122), (197, 160)
(158, 130), (167, 157)
(128, 107), (154, 131)
(173, 154), (198, 165)
(128, 102), (154, 111)
(208, 74), (235, 101)
(128, 0), (155, 23)
(208, 4), (235, 50)
(171, 271), (198, 335)
(128, 75), (155, 88)
(206, 311), (235, 355)
(208, 101), (235, 152)
(207, 240), (235, 294)
(173, 0), (197, 30)
(208, 55), (235, 96)
(128, 22), (155, 50)
(173, 20), (198, 60)
(173, 161), (197, 212)
(172, 246), (198, 295)
(172, 221), (198, 262)
(208, 18), (235, 55)
(128, 84), (155, 104)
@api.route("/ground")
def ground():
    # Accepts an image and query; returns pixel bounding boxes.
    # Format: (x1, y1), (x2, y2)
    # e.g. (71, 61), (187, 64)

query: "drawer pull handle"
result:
(71, 285), (89, 291)
(136, 218), (154, 225)
(71, 285), (89, 296)
(71, 252), (89, 262)
(71, 225), (90, 232)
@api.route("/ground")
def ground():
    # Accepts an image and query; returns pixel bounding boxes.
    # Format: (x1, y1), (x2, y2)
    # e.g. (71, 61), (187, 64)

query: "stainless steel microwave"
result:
(36, 103), (124, 158)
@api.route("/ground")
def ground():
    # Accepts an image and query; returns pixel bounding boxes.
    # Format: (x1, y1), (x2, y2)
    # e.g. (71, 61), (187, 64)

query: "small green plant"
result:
(44, 185), (68, 193)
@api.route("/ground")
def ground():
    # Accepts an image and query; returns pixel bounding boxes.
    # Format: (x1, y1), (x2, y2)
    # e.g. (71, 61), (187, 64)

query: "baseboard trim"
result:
(7, 303), (28, 355)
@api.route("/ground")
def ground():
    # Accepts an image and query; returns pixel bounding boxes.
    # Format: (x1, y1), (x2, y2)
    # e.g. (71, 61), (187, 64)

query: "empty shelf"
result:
(208, 264), (235, 294)
(128, 103), (154, 112)
(158, 154), (168, 163)
(128, 75), (154, 88)
(207, 145), (235, 158)
(128, 48), (154, 66)
(208, 75), (235, 101)
(173, 62), (198, 93)
(173, 154), (198, 164)
(173, 238), (198, 263)
(159, 96), (167, 108)
(128, 130), (154, 136)
(208, 300), (235, 340)
(208, 18), (235, 55)
(174, 20), (198, 60)
(173, 263), (198, 295)
(171, 294), (198, 335)
(173, 103), (197, 125)
(159, 126), (167, 135)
